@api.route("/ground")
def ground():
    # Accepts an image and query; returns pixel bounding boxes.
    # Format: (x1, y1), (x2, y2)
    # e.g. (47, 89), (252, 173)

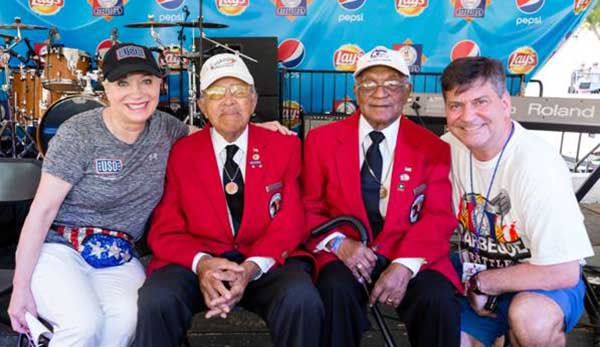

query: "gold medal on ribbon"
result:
(379, 186), (388, 199)
(225, 182), (239, 195)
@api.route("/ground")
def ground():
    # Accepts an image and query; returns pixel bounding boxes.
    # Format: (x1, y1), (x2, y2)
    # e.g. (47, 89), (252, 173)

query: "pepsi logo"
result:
(333, 44), (364, 71)
(337, 0), (366, 11)
(278, 39), (305, 68)
(156, 0), (184, 10)
(450, 40), (480, 61)
(516, 0), (544, 14)
(334, 99), (357, 115)
(96, 39), (118, 61)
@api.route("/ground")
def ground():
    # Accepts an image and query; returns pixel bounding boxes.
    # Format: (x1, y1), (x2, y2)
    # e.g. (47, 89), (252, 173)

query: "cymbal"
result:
(0, 33), (16, 41)
(125, 21), (178, 28)
(176, 21), (228, 29)
(0, 22), (47, 30)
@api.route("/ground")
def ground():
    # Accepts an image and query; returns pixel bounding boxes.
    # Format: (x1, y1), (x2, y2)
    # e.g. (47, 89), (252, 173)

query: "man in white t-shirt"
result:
(441, 56), (594, 347)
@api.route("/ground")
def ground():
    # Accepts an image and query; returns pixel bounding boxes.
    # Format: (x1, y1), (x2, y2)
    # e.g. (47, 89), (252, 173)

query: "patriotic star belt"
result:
(52, 225), (135, 268)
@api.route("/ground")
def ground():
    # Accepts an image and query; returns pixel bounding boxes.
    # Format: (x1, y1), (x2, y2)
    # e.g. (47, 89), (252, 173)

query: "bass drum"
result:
(37, 95), (106, 156)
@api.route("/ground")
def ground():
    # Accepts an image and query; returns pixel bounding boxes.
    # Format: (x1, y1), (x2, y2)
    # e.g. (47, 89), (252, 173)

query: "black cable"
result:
(410, 97), (428, 130)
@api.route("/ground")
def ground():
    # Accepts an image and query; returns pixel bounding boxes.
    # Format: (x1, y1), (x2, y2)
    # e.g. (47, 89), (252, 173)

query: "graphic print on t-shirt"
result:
(457, 191), (531, 269)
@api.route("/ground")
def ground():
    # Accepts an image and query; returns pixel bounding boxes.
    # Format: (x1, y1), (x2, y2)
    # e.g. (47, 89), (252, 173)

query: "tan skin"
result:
(8, 73), (291, 332)
(196, 77), (262, 319)
(329, 66), (414, 308)
(445, 80), (579, 347)
(8, 72), (161, 333)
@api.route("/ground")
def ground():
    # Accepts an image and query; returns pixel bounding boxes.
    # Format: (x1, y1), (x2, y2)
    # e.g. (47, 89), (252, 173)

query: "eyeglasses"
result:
(356, 79), (409, 95)
(202, 84), (253, 100)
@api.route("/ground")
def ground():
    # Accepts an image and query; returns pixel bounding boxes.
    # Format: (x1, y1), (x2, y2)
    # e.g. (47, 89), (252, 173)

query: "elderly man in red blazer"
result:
(135, 53), (323, 347)
(302, 46), (461, 347)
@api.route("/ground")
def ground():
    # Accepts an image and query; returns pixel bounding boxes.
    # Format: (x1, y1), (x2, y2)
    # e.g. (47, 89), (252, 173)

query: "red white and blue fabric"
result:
(53, 225), (134, 268)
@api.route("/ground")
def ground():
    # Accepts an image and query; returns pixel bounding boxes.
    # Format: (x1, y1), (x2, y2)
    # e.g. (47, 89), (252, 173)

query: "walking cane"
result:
(311, 216), (397, 347)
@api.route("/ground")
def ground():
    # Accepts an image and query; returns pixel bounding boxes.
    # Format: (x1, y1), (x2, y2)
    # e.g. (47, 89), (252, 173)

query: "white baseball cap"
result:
(200, 53), (254, 91)
(354, 46), (410, 78)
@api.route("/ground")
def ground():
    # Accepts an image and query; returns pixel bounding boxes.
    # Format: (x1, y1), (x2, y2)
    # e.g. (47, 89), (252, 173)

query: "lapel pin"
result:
(249, 148), (262, 168)
(400, 173), (410, 181)
(404, 166), (412, 172)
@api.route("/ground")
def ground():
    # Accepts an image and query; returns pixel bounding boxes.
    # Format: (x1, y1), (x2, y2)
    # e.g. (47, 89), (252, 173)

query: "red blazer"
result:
(302, 112), (461, 291)
(147, 124), (309, 275)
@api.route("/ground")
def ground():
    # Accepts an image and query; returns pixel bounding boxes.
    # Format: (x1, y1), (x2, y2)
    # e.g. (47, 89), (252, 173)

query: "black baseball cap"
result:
(101, 43), (163, 82)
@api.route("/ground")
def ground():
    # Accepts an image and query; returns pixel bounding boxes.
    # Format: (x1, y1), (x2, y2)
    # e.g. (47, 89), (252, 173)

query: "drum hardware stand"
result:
(79, 70), (99, 95)
(178, 6), (189, 123)
(0, 53), (18, 157)
(147, 16), (168, 50)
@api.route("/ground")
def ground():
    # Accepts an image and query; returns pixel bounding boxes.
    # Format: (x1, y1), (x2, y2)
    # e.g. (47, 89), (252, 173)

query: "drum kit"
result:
(0, 17), (108, 158)
(0, 10), (252, 159)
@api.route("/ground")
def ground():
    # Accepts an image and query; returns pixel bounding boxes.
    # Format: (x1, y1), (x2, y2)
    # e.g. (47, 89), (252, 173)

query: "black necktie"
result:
(223, 145), (244, 235)
(361, 131), (385, 236)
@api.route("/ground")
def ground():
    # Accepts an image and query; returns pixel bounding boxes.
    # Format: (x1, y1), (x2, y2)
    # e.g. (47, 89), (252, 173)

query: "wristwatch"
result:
(468, 273), (486, 295)
(469, 273), (499, 311)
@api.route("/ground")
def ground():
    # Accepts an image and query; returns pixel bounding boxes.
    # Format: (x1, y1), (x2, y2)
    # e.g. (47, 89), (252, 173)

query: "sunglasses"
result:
(202, 84), (253, 100)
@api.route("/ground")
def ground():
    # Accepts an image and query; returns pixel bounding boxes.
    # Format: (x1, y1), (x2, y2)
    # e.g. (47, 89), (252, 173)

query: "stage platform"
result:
(1, 205), (600, 346)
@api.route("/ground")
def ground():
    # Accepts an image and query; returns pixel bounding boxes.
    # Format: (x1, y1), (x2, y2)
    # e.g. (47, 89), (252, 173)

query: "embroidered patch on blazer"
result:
(269, 192), (283, 218)
(265, 181), (283, 193)
(409, 193), (425, 224)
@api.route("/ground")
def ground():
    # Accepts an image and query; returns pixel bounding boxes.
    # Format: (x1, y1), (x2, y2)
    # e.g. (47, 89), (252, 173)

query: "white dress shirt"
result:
(316, 115), (424, 277)
(191, 126), (275, 279)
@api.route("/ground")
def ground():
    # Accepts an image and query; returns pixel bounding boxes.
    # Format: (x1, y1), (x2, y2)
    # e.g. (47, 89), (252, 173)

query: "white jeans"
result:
(30, 243), (146, 347)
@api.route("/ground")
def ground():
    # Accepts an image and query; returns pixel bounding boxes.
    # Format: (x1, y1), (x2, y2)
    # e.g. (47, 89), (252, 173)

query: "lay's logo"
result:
(333, 44), (364, 71)
(30, 0), (64, 15)
(574, 0), (593, 15)
(216, 0), (250, 16)
(163, 46), (189, 70)
(395, 0), (428, 17)
(507, 46), (538, 74)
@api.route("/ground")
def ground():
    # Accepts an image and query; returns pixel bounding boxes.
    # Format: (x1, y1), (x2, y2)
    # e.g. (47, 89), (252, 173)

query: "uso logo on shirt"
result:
(95, 159), (123, 175)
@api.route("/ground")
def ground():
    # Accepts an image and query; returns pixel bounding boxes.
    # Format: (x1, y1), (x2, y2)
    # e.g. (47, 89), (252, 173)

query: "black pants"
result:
(317, 260), (460, 347)
(135, 256), (324, 347)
